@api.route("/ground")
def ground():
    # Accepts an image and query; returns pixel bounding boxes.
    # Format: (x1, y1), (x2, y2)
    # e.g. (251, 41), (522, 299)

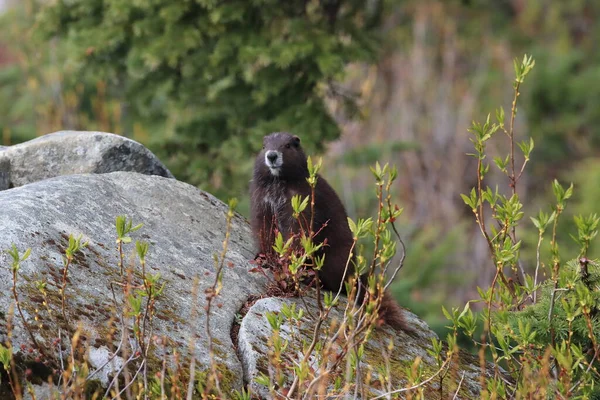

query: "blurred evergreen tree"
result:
(0, 2), (49, 144)
(0, 1), (141, 143)
(36, 0), (384, 201)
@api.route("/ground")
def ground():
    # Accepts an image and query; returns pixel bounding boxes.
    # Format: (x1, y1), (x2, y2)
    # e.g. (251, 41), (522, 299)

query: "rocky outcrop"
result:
(0, 131), (494, 399)
(0, 131), (173, 190)
(0, 171), (266, 398)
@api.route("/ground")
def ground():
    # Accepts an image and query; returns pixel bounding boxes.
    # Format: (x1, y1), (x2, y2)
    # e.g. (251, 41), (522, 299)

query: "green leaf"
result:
(136, 241), (149, 261)
(131, 223), (143, 232)
(347, 218), (358, 237)
(441, 305), (452, 321)
(496, 107), (505, 125)
(517, 138), (534, 160)
(460, 188), (478, 210)
(493, 155), (509, 172)
(0, 344), (11, 371)
(564, 183), (574, 200)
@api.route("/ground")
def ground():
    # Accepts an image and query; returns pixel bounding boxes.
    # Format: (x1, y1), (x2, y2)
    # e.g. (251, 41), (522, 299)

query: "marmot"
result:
(250, 132), (411, 332)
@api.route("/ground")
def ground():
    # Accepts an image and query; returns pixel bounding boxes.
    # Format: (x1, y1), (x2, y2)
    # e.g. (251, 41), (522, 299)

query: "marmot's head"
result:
(255, 132), (308, 181)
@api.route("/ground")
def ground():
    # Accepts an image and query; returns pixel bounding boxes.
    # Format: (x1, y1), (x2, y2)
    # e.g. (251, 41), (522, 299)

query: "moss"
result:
(143, 350), (165, 376)
(181, 364), (240, 400)
(154, 303), (186, 325)
(213, 362), (239, 396)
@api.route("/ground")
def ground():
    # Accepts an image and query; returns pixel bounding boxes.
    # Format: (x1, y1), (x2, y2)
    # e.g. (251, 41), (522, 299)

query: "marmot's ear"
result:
(292, 135), (301, 147)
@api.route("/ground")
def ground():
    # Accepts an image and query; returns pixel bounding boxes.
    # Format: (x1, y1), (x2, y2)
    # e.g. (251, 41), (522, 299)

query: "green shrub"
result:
(454, 54), (600, 398)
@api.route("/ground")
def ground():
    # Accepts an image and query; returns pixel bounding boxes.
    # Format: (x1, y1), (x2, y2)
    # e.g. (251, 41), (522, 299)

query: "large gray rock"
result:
(0, 131), (173, 190)
(238, 297), (493, 399)
(0, 172), (266, 397)
(0, 156), (8, 191)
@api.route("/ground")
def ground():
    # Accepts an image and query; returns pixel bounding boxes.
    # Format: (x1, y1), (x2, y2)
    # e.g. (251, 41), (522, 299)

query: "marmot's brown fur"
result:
(250, 132), (411, 333)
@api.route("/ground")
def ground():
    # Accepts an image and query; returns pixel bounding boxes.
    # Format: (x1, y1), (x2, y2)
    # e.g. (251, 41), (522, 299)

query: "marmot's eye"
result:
(262, 145), (265, 149)
(285, 144), (291, 149)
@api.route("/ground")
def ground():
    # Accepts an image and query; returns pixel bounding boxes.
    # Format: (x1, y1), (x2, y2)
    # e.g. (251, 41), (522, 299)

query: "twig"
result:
(383, 199), (407, 291)
(11, 265), (45, 356)
(452, 372), (466, 399)
(185, 277), (201, 400)
(204, 204), (236, 397)
(370, 357), (452, 399)
(86, 337), (125, 381)
(532, 230), (543, 303)
(111, 358), (146, 400)
(508, 80), (520, 197)
(103, 350), (140, 399)
(60, 255), (72, 320)
(160, 338), (167, 399)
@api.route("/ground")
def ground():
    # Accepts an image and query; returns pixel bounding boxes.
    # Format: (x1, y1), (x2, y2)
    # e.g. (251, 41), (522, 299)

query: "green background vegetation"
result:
(1, 0), (599, 336)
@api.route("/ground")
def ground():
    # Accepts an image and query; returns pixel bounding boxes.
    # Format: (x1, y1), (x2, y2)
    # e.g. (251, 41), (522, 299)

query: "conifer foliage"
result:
(37, 0), (382, 197)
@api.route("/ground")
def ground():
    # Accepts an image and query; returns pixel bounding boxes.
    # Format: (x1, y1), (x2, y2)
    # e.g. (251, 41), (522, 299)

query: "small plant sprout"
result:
(291, 194), (309, 219)
(61, 234), (88, 319)
(7, 244), (31, 272)
(306, 156), (322, 236)
(306, 156), (322, 186)
(232, 387), (252, 400)
(571, 213), (599, 258)
(272, 231), (294, 257)
(6, 244), (44, 356)
(115, 215), (143, 275)
(0, 343), (11, 372)
(0, 343), (18, 397)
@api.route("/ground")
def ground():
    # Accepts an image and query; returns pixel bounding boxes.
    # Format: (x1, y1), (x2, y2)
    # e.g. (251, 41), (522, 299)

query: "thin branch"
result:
(452, 372), (466, 399)
(533, 231), (543, 303)
(370, 358), (452, 399)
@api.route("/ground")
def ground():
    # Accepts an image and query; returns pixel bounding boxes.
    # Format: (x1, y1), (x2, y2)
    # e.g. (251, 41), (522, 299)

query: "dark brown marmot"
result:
(250, 132), (411, 332)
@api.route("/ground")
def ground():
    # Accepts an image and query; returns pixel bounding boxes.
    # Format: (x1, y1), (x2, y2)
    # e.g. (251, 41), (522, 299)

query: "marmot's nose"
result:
(266, 151), (278, 163)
